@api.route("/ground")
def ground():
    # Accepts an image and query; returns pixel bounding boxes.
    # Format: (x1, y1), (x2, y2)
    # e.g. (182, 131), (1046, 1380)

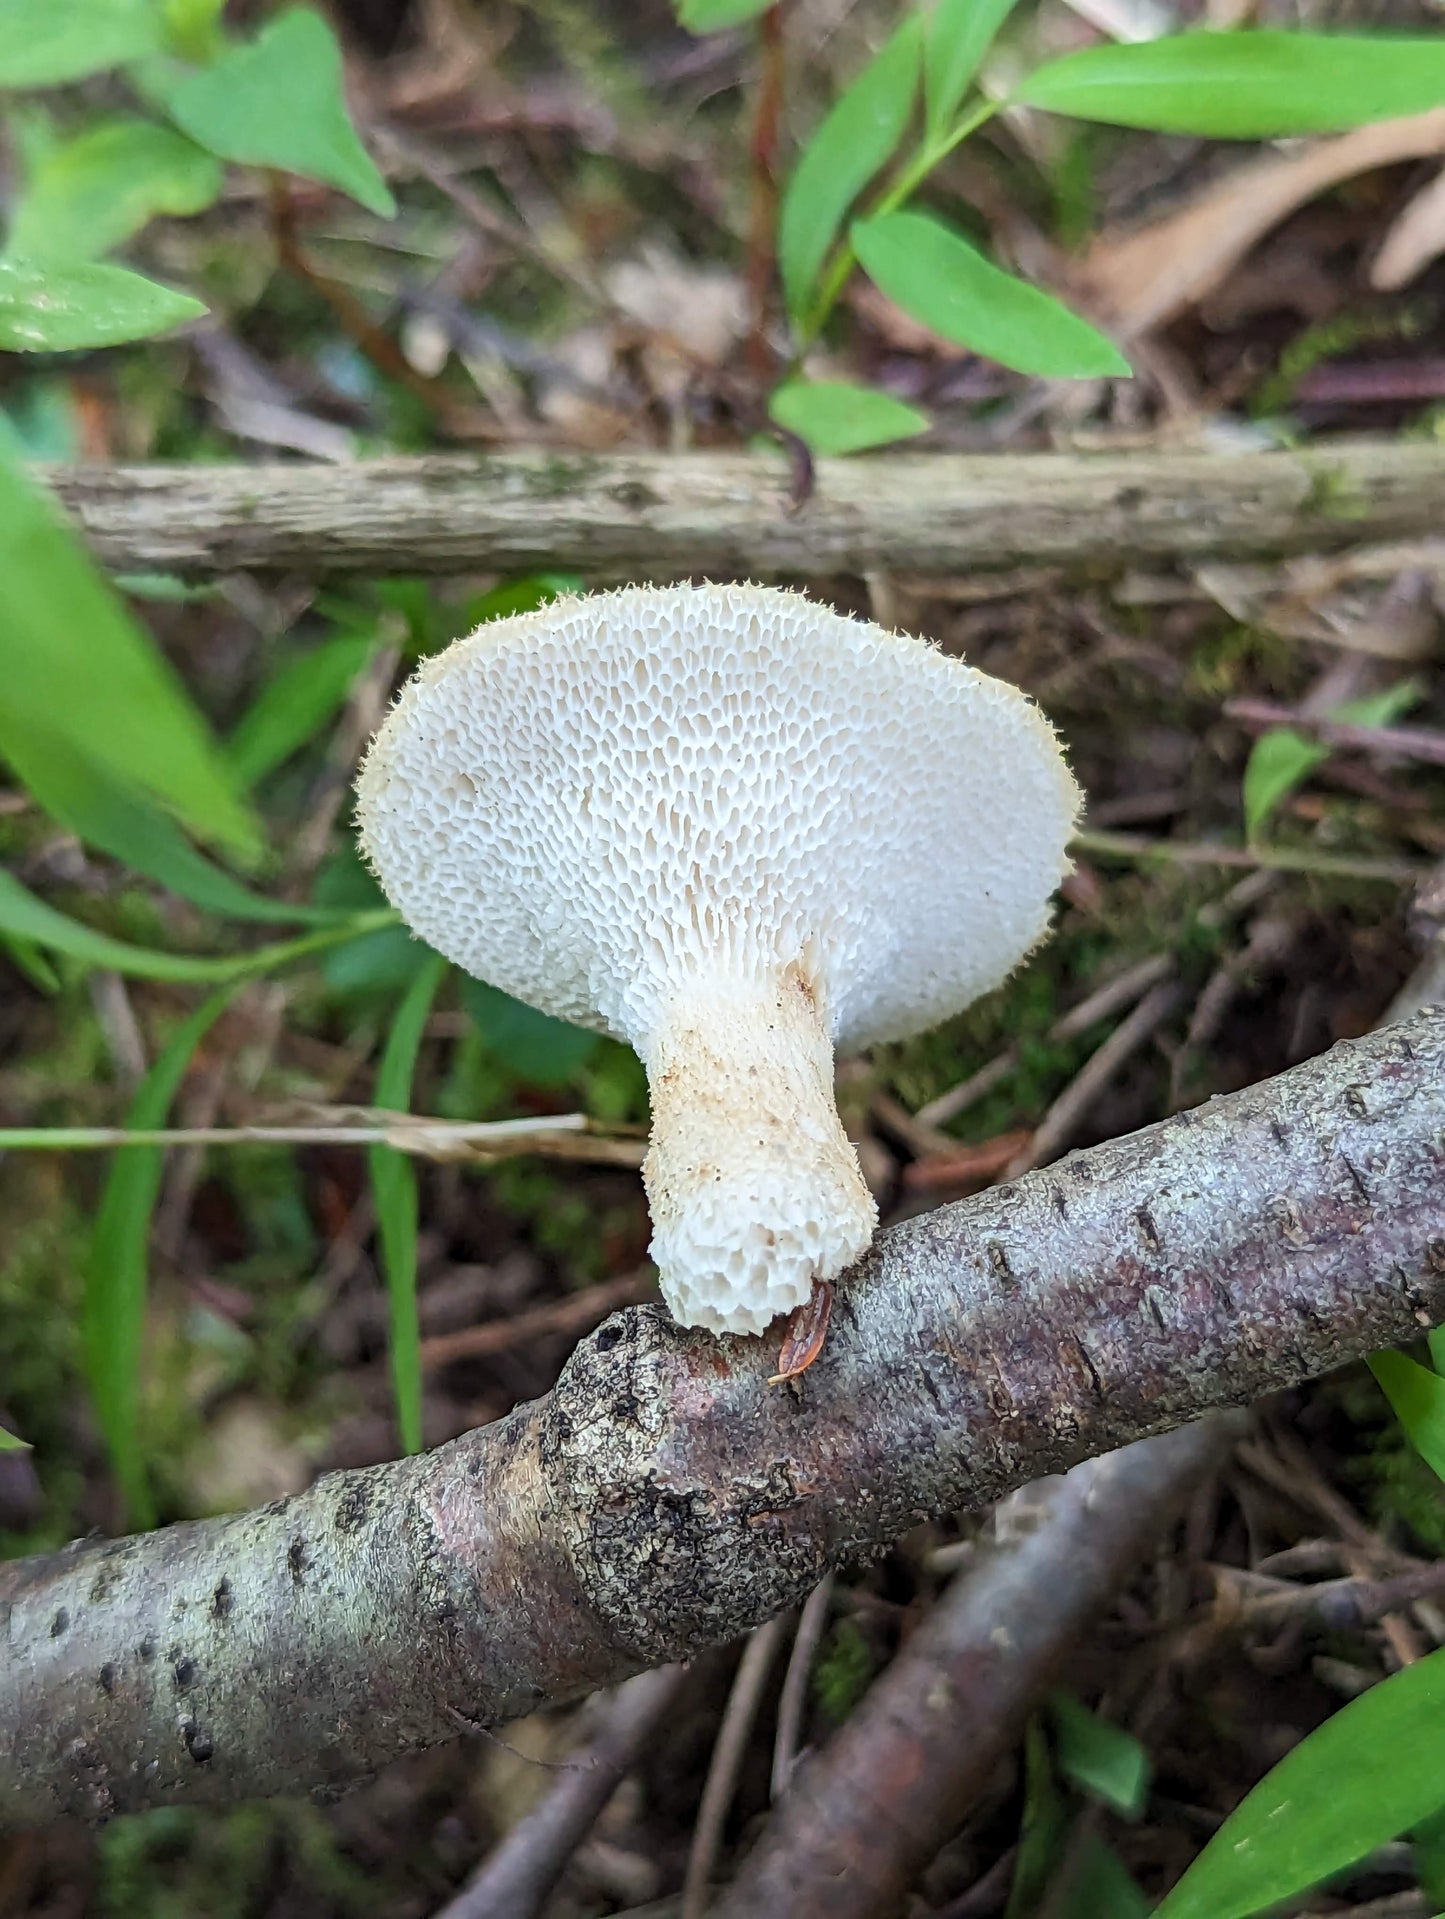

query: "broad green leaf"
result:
(1429, 1324), (1445, 1374)
(1048, 1691), (1150, 1818)
(852, 209), (1130, 379)
(0, 256), (204, 352)
(163, 9), (395, 217)
(677, 0), (773, 29)
(0, 451), (255, 856)
(769, 378), (929, 455)
(460, 976), (600, 1085)
(0, 718), (337, 926)
(1242, 730), (1324, 842)
(0, 0), (162, 86)
(7, 118), (222, 264)
(1243, 677), (1421, 839)
(1017, 31), (1445, 140)
(926, 0), (1022, 136)
(84, 987), (239, 1527)
(0, 1422), (29, 1451)
(1369, 1349), (1445, 1483)
(162, 0), (226, 63)
(370, 952), (448, 1455)
(0, 867), (392, 983)
(461, 572), (583, 629)
(227, 632), (378, 790)
(1155, 1645), (1445, 1919)
(778, 19), (922, 329)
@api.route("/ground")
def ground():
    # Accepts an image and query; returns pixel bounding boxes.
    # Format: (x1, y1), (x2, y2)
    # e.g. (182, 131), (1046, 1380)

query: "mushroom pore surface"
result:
(357, 583), (1079, 1337)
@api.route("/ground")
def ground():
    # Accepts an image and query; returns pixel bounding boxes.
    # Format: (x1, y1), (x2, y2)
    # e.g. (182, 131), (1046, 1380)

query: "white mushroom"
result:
(356, 583), (1079, 1340)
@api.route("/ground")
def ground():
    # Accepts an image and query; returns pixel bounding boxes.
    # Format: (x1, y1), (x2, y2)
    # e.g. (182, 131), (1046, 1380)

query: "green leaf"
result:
(460, 976), (600, 1085)
(369, 952), (448, 1456)
(1242, 730), (1325, 842)
(1369, 1349), (1445, 1484)
(0, 1422), (30, 1451)
(1007, 1720), (1070, 1919)
(227, 632), (379, 790)
(1017, 31), (1445, 140)
(6, 117), (221, 265)
(1048, 1691), (1151, 1818)
(0, 867), (393, 983)
(677, 0), (774, 29)
(1155, 1645), (1445, 1919)
(778, 19), (921, 329)
(0, 256), (204, 352)
(162, 9), (395, 217)
(0, 449), (256, 856)
(1242, 677), (1421, 840)
(84, 987), (239, 1527)
(769, 378), (929, 455)
(1054, 1835), (1149, 1919)
(0, 0), (162, 86)
(852, 209), (1130, 379)
(0, 717), (339, 925)
(1429, 1324), (1445, 1375)
(926, 0), (1022, 136)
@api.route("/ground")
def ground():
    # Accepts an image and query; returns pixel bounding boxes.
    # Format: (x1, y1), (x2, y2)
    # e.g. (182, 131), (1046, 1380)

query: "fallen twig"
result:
(1, 1009), (1440, 1827)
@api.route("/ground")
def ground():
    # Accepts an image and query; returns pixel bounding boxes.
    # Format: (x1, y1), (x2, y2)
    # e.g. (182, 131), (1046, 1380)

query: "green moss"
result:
(811, 1613), (876, 1726)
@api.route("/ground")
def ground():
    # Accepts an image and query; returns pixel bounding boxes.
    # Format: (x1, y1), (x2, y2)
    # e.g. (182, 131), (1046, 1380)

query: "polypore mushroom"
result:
(357, 583), (1078, 1342)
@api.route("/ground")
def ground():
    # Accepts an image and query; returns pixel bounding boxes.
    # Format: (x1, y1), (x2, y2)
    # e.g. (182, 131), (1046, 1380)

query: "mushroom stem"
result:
(640, 960), (878, 1338)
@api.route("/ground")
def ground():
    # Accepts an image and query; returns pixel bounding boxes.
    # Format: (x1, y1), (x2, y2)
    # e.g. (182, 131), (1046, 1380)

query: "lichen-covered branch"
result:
(42, 440), (1445, 577)
(2, 1009), (1442, 1828)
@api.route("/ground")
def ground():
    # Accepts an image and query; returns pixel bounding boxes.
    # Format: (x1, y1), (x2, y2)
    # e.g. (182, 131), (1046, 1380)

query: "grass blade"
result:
(83, 986), (239, 1526)
(368, 951), (448, 1455)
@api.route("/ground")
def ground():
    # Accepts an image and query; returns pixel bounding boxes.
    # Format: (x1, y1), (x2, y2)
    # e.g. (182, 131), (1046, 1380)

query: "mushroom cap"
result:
(356, 582), (1079, 1055)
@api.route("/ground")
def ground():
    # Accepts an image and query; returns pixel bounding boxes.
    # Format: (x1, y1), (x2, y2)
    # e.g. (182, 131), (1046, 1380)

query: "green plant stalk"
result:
(798, 94), (1002, 347)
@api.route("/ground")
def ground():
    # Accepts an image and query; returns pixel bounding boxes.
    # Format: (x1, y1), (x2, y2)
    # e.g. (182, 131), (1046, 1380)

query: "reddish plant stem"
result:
(745, 6), (786, 384)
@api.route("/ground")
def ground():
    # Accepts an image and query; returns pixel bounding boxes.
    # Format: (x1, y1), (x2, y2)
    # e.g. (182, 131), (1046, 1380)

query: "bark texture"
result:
(42, 440), (1445, 577)
(2, 1009), (1442, 1828)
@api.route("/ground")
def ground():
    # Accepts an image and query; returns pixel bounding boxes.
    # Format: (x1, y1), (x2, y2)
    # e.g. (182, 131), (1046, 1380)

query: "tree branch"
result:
(41, 440), (1445, 577)
(2, 1009), (1442, 1828)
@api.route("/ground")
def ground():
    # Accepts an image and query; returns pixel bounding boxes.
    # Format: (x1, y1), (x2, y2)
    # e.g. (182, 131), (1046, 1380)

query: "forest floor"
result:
(2, 1), (1445, 1915)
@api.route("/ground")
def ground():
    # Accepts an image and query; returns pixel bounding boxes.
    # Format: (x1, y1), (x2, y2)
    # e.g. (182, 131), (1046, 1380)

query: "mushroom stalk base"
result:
(640, 965), (877, 1337)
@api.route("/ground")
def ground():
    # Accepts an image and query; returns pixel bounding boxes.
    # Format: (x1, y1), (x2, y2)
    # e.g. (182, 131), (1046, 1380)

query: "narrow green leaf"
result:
(0, 1422), (30, 1451)
(163, 9), (395, 217)
(1428, 1324), (1445, 1374)
(778, 19), (922, 329)
(84, 987), (239, 1527)
(677, 0), (773, 29)
(0, 717), (336, 925)
(1007, 1721), (1070, 1919)
(926, 0), (1022, 136)
(227, 632), (378, 790)
(1, 933), (60, 994)
(1048, 1691), (1151, 1818)
(852, 209), (1130, 379)
(1155, 1645), (1445, 1919)
(369, 951), (448, 1456)
(460, 976), (599, 1085)
(6, 117), (222, 264)
(1017, 31), (1445, 140)
(0, 450), (257, 857)
(0, 867), (393, 983)
(1054, 1835), (1149, 1919)
(0, 256), (204, 351)
(0, 0), (162, 86)
(1369, 1349), (1445, 1483)
(769, 378), (929, 455)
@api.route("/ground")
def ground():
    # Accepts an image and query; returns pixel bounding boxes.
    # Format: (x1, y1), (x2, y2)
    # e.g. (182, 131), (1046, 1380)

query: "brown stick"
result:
(713, 1419), (1233, 1919)
(40, 440), (1445, 577)
(1223, 698), (1445, 769)
(435, 1664), (688, 1919)
(1, 1009), (1441, 1828)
